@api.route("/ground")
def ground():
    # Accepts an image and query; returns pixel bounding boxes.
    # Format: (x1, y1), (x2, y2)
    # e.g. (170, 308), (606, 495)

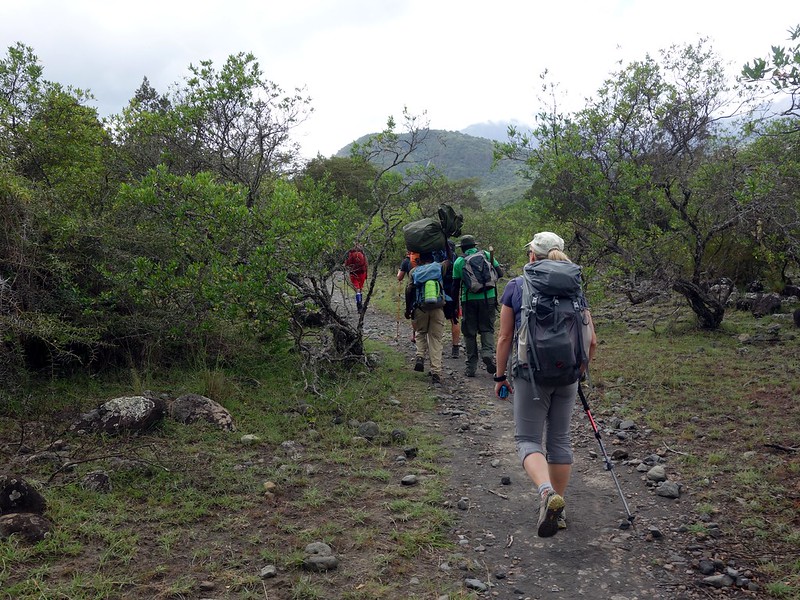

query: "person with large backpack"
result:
(404, 252), (449, 385)
(492, 231), (597, 538)
(442, 240), (462, 359)
(397, 251), (420, 343)
(452, 235), (503, 377)
(344, 244), (368, 312)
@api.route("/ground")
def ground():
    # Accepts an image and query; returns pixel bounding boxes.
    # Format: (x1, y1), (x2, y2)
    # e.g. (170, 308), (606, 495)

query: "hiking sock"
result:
(537, 483), (554, 499)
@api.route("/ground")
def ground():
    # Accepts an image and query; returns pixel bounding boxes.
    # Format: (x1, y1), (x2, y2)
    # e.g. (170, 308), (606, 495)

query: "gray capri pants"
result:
(513, 373), (578, 465)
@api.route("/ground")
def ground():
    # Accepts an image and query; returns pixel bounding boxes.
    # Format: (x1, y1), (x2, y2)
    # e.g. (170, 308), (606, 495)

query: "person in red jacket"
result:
(344, 244), (368, 312)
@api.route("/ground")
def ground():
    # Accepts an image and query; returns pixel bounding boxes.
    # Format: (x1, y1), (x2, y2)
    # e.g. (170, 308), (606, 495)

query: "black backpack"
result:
(461, 250), (498, 294)
(518, 260), (588, 386)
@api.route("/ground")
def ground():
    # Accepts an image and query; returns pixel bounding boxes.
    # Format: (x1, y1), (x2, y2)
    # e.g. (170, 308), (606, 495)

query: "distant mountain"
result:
(336, 128), (531, 208)
(460, 120), (531, 142)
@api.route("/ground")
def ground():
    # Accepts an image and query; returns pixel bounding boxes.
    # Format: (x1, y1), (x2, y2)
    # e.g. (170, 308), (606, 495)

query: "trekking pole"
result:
(577, 380), (635, 525)
(395, 280), (402, 342)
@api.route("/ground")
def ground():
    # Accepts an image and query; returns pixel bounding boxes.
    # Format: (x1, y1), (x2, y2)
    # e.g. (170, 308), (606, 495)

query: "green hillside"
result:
(337, 129), (530, 208)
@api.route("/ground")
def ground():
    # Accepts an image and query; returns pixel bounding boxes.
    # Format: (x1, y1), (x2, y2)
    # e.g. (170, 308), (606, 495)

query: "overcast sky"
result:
(2, 1), (798, 158)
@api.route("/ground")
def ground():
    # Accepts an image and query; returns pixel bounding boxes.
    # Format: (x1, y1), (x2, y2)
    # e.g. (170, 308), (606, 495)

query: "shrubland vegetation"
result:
(1, 25), (799, 599)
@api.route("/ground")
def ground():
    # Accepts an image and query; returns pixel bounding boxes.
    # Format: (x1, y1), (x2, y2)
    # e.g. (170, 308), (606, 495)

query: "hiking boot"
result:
(451, 345), (460, 359)
(414, 357), (424, 372)
(558, 508), (567, 530)
(537, 490), (565, 538)
(464, 368), (476, 378)
(431, 373), (441, 385)
(483, 357), (497, 374)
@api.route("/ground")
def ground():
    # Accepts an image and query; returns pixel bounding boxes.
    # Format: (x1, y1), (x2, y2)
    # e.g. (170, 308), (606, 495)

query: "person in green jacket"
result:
(452, 235), (503, 377)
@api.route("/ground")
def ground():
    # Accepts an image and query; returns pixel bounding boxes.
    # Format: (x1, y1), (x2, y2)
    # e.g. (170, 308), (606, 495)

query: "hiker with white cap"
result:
(493, 231), (598, 537)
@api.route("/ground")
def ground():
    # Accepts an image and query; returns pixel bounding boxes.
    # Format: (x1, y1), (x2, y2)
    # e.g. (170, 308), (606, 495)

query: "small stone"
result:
(656, 480), (681, 498)
(646, 465), (667, 482)
(404, 447), (418, 459)
(198, 581), (215, 591)
(81, 471), (112, 493)
(500, 476), (511, 485)
(457, 497), (469, 510)
(259, 565), (277, 579)
(698, 559), (716, 575)
(702, 574), (734, 588)
(401, 474), (418, 486)
(648, 526), (663, 538)
(240, 434), (261, 444)
(464, 578), (488, 592)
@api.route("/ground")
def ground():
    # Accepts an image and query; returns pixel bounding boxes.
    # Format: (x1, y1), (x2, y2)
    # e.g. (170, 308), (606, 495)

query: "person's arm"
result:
(404, 281), (415, 319)
(452, 278), (462, 309)
(491, 254), (504, 278)
(586, 310), (598, 364)
(494, 303), (515, 398)
(451, 258), (463, 306)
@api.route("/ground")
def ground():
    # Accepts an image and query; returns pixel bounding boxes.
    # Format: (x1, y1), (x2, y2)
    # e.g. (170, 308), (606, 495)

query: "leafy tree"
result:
(113, 52), (313, 207)
(301, 155), (378, 213)
(110, 77), (174, 180)
(736, 119), (800, 283)
(0, 43), (118, 373)
(102, 167), (286, 365)
(406, 174), (481, 214)
(274, 110), (434, 384)
(496, 41), (764, 329)
(742, 24), (800, 122)
(171, 52), (312, 206)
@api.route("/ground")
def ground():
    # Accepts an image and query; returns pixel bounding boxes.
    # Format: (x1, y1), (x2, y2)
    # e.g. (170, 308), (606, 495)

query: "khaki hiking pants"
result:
(413, 307), (445, 376)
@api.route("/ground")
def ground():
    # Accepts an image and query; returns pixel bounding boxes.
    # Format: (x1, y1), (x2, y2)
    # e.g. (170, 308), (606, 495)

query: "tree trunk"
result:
(672, 279), (725, 329)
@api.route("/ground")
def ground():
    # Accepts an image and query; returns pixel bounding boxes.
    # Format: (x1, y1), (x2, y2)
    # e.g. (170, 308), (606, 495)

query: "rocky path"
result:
(361, 307), (758, 600)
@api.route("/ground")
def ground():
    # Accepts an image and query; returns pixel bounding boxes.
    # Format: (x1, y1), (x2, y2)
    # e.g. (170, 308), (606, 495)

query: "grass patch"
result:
(0, 332), (459, 599)
(592, 300), (800, 597)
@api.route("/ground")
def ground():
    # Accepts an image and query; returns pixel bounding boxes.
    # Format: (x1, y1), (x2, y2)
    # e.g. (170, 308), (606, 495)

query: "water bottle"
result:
(499, 383), (510, 399)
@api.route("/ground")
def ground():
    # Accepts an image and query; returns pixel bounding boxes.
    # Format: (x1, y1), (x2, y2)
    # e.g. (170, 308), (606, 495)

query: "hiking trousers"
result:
(513, 374), (578, 465)
(413, 307), (445, 376)
(461, 298), (496, 373)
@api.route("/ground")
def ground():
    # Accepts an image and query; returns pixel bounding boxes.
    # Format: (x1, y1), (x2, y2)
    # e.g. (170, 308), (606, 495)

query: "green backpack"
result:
(412, 263), (447, 309)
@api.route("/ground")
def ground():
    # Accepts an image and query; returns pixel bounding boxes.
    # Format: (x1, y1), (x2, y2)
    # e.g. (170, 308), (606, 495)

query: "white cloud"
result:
(2, 0), (797, 158)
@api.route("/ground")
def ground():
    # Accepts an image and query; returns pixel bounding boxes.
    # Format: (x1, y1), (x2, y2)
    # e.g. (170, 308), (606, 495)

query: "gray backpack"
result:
(517, 260), (588, 386)
(461, 250), (498, 294)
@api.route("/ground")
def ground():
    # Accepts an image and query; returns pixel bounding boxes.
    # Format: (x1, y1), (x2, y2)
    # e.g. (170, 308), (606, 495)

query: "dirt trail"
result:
(361, 307), (740, 600)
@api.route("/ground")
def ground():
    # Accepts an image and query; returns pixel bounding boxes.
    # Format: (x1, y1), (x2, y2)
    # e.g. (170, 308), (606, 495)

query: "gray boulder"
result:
(81, 471), (112, 493)
(0, 475), (47, 515)
(0, 512), (53, 543)
(303, 541), (339, 571)
(71, 395), (165, 434)
(169, 394), (235, 431)
(751, 293), (782, 318)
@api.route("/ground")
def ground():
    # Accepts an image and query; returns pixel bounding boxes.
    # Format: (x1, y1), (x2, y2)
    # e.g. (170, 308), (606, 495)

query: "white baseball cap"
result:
(526, 231), (565, 255)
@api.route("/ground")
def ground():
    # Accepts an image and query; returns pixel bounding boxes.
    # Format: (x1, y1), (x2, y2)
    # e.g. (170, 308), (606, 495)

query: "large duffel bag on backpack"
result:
(403, 217), (446, 253)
